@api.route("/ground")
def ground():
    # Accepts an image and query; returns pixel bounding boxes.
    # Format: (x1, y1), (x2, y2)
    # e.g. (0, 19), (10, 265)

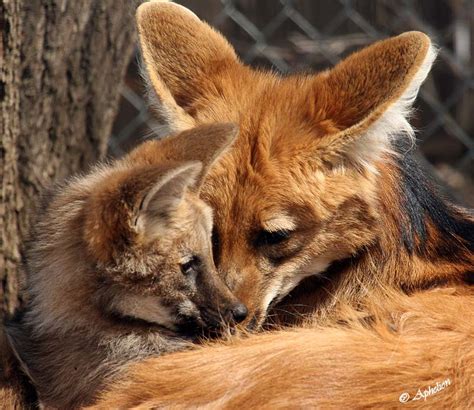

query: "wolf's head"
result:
(23, 123), (247, 336)
(136, 3), (437, 327)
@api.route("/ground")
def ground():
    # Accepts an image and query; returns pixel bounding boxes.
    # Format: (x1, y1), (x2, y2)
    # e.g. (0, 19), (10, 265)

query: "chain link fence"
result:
(110, 0), (474, 206)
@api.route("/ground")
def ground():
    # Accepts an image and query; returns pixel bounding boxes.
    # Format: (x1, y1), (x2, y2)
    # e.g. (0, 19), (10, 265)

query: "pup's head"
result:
(86, 162), (247, 335)
(136, 3), (436, 327)
(24, 123), (247, 335)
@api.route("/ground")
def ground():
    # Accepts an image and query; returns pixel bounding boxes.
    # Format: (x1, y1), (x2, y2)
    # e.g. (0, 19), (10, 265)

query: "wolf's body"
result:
(91, 2), (474, 407)
(6, 123), (246, 408)
(92, 287), (473, 409)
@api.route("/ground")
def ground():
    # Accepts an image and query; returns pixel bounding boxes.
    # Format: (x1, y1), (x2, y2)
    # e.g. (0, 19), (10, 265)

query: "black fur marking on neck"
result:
(393, 140), (474, 262)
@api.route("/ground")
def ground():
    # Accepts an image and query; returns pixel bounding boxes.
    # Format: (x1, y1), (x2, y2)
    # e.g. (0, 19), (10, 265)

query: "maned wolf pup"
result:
(6, 123), (247, 408)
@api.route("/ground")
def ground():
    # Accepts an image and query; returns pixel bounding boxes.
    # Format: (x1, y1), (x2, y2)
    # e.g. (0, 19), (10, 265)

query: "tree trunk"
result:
(1, 0), (137, 317)
(1, 0), (137, 405)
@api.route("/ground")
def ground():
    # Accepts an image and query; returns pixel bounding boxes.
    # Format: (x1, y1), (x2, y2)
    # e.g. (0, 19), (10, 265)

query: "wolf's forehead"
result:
(198, 73), (316, 127)
(203, 161), (300, 223)
(200, 97), (332, 170)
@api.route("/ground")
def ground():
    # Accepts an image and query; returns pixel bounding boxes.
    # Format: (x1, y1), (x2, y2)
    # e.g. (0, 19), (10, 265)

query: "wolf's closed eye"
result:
(255, 230), (291, 247)
(211, 228), (220, 264)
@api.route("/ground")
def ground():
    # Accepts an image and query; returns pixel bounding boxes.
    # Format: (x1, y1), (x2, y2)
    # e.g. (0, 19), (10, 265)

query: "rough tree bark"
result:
(1, 0), (137, 317)
(1, 0), (137, 405)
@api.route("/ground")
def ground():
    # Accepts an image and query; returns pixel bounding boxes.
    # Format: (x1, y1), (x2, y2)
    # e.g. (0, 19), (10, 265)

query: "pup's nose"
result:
(230, 303), (248, 323)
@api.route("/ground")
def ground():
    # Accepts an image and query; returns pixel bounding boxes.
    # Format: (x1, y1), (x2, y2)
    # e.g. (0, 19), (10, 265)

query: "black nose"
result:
(230, 303), (248, 323)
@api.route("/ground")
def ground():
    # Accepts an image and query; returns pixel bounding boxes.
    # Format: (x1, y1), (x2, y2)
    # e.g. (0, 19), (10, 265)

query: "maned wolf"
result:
(6, 123), (247, 408)
(92, 2), (473, 407)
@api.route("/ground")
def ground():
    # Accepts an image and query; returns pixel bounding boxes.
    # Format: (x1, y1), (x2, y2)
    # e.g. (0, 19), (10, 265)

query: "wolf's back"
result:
(90, 287), (473, 408)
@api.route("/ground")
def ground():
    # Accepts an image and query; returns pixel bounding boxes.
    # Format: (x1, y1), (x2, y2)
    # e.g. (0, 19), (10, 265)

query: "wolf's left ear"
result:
(310, 32), (436, 168)
(136, 2), (241, 135)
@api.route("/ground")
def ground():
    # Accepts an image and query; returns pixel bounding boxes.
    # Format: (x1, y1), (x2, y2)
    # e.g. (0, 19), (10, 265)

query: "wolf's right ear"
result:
(136, 2), (241, 134)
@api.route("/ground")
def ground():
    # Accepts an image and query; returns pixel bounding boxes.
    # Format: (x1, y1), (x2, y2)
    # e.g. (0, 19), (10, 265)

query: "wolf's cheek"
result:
(224, 252), (334, 330)
(258, 254), (335, 315)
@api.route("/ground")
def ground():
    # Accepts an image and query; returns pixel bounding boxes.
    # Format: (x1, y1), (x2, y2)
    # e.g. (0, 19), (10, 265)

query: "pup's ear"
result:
(136, 2), (241, 134)
(85, 162), (201, 262)
(126, 123), (239, 187)
(135, 162), (202, 239)
(309, 31), (436, 169)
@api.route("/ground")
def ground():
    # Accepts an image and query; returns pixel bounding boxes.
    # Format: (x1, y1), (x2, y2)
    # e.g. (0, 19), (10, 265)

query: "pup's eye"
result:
(180, 256), (200, 276)
(255, 230), (291, 247)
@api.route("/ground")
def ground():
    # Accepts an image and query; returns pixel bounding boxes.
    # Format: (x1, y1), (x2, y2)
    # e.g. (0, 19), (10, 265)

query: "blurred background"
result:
(110, 0), (474, 206)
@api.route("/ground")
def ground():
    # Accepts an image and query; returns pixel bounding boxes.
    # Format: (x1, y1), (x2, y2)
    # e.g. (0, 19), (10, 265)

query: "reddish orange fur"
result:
(93, 3), (473, 407)
(91, 288), (473, 409)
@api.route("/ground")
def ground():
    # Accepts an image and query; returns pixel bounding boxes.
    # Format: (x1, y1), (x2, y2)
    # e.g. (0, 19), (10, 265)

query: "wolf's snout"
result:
(229, 302), (248, 323)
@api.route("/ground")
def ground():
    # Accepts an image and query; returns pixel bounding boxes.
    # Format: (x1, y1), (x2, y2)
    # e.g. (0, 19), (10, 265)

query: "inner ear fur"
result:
(84, 162), (201, 263)
(136, 1), (241, 132)
(135, 162), (203, 239)
(309, 31), (436, 167)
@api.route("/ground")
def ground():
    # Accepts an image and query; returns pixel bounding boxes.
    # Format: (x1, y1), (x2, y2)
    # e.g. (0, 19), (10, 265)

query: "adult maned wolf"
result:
(6, 123), (248, 408)
(90, 2), (474, 407)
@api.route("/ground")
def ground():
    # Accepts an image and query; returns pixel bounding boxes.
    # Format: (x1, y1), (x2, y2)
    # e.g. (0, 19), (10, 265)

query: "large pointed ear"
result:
(310, 31), (436, 168)
(85, 162), (202, 262)
(136, 1), (241, 133)
(125, 123), (239, 187)
(134, 162), (202, 239)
